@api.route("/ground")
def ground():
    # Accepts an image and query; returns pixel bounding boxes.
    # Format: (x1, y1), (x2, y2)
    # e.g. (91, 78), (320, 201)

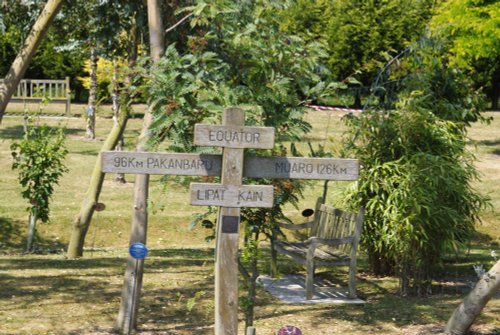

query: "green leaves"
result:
(142, 0), (335, 155)
(429, 0), (499, 108)
(342, 41), (489, 295)
(11, 118), (68, 223)
(280, 0), (434, 85)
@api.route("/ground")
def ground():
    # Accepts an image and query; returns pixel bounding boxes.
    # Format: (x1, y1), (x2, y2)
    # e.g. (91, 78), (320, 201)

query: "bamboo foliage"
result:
(342, 38), (490, 295)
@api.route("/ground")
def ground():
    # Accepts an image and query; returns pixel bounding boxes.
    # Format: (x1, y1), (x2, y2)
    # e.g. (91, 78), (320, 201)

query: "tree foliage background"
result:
(278, 0), (435, 106)
(2, 0), (497, 108)
(429, 0), (500, 109)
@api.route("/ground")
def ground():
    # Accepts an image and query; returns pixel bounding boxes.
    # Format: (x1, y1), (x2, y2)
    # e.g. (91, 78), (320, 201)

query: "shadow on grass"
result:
(1, 247), (498, 334)
(0, 124), (85, 140)
(0, 216), (69, 255)
(0, 217), (22, 248)
(0, 248), (217, 334)
(255, 247), (499, 333)
(476, 139), (500, 147)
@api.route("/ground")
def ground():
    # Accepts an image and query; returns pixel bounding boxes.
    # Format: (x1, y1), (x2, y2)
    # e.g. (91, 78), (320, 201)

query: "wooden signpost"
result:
(102, 107), (359, 335)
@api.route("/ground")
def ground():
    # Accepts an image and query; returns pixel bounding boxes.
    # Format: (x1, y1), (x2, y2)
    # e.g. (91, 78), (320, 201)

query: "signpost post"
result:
(102, 107), (359, 334)
(191, 107), (275, 335)
(127, 243), (148, 335)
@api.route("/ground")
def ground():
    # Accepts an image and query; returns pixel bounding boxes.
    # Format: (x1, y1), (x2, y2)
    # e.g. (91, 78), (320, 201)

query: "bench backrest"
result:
(310, 198), (363, 254)
(0, 78), (70, 100)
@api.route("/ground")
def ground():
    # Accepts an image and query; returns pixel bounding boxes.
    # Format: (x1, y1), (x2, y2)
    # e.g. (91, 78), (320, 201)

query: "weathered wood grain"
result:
(190, 183), (274, 208)
(271, 198), (364, 300)
(102, 152), (359, 181)
(244, 156), (359, 180)
(101, 151), (221, 176)
(194, 124), (275, 149)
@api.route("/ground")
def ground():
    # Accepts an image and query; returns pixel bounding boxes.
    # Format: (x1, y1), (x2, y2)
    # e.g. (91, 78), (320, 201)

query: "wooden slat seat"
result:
(273, 241), (351, 266)
(270, 197), (364, 299)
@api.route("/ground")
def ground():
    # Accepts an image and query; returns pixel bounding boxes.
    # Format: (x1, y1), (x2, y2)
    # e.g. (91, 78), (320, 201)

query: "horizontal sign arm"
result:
(101, 151), (222, 176)
(194, 124), (275, 149)
(190, 183), (274, 208)
(244, 156), (359, 181)
(101, 151), (359, 181)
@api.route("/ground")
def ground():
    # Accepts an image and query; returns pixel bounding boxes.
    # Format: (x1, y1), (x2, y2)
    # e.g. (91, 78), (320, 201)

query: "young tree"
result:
(86, 43), (98, 139)
(115, 0), (165, 333)
(0, 0), (64, 124)
(11, 116), (68, 251)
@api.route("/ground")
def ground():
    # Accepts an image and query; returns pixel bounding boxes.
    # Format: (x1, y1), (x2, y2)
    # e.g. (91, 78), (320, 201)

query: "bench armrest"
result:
(278, 221), (314, 231)
(307, 236), (354, 246)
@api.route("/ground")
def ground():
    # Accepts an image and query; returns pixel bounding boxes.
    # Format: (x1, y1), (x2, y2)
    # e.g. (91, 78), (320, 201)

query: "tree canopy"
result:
(278, 0), (434, 105)
(430, 0), (500, 109)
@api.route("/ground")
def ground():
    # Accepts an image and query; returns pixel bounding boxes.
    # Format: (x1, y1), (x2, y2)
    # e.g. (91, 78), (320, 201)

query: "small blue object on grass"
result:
(129, 242), (148, 260)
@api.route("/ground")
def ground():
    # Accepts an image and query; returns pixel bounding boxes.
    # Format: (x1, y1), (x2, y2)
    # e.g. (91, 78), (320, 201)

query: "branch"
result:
(165, 13), (193, 34)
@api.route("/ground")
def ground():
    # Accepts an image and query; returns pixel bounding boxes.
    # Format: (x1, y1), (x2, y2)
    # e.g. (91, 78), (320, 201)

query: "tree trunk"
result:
(352, 89), (362, 109)
(86, 45), (97, 140)
(245, 234), (259, 330)
(26, 209), (37, 252)
(490, 77), (499, 111)
(0, 0), (64, 124)
(445, 260), (500, 335)
(67, 107), (129, 258)
(112, 59), (126, 184)
(115, 1), (164, 333)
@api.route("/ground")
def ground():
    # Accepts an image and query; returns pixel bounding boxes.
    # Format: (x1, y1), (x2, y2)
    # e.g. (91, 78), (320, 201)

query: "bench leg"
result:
(306, 261), (315, 300)
(270, 239), (278, 277)
(348, 263), (357, 298)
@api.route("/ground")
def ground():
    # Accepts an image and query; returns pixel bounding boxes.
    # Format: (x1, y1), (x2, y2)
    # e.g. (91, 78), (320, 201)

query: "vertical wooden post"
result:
(116, 1), (164, 332)
(65, 76), (71, 115)
(116, 170), (149, 334)
(215, 107), (245, 335)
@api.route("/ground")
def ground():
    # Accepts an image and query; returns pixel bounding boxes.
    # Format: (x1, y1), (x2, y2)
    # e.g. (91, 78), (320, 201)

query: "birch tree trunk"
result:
(112, 59), (126, 184)
(0, 0), (64, 124)
(86, 45), (98, 140)
(115, 1), (164, 333)
(445, 260), (500, 335)
(26, 209), (38, 252)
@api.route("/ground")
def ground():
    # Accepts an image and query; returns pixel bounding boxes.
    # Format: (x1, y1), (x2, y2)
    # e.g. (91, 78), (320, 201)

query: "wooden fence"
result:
(0, 77), (71, 114)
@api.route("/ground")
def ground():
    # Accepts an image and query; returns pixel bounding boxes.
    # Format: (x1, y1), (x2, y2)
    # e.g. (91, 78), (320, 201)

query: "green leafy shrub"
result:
(342, 39), (490, 295)
(11, 117), (68, 251)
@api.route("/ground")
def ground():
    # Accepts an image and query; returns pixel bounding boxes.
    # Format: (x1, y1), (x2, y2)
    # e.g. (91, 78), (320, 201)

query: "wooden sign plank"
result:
(102, 151), (359, 181)
(190, 183), (274, 208)
(194, 124), (275, 149)
(101, 151), (221, 176)
(244, 156), (359, 180)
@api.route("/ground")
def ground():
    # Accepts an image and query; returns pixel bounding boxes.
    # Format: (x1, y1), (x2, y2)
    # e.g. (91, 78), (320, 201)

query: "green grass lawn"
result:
(0, 105), (499, 334)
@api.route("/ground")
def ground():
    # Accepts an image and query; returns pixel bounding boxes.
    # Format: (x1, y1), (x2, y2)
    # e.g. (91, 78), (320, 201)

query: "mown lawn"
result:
(0, 105), (498, 334)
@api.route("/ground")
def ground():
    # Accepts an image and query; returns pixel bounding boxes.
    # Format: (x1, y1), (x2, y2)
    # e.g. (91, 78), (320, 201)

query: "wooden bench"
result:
(270, 198), (364, 299)
(1, 78), (71, 114)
